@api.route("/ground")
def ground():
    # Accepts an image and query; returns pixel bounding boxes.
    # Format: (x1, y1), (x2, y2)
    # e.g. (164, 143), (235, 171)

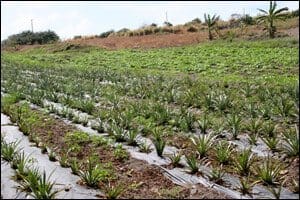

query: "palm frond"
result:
(274, 7), (289, 15)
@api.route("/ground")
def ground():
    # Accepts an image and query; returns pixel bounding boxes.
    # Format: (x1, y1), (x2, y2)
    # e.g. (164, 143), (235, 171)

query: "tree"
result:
(257, 1), (288, 38)
(204, 13), (220, 40)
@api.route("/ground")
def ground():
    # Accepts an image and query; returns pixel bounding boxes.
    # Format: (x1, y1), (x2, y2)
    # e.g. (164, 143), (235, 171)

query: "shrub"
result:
(2, 30), (59, 46)
(98, 30), (115, 38)
(187, 26), (198, 32)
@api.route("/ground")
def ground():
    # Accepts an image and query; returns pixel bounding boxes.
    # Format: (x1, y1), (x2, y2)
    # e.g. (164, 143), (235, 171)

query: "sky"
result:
(1, 1), (299, 41)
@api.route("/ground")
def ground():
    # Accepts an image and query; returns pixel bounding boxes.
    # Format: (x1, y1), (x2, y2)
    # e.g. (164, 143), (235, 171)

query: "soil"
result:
(283, 157), (299, 193)
(5, 26), (298, 52)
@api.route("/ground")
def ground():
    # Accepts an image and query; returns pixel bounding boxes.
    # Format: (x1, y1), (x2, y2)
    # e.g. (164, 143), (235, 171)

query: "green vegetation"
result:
(204, 13), (220, 40)
(1, 29), (298, 198)
(257, 1), (289, 38)
(2, 30), (59, 46)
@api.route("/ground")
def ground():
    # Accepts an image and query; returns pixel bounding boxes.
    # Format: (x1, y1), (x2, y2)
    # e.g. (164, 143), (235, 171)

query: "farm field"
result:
(1, 37), (299, 199)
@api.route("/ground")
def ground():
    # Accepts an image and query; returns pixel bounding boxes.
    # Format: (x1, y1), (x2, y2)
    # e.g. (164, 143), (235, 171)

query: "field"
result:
(1, 37), (299, 199)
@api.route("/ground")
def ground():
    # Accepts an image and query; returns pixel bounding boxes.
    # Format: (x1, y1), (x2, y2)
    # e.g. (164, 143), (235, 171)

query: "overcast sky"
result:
(1, 1), (299, 40)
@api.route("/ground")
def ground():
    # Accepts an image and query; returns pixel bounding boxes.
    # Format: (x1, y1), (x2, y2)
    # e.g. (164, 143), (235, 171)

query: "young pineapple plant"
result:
(226, 113), (242, 140)
(234, 148), (254, 176)
(208, 166), (225, 184)
(126, 129), (138, 146)
(185, 154), (199, 174)
(237, 177), (256, 196)
(48, 150), (57, 162)
(197, 112), (211, 134)
(214, 93), (232, 112)
(78, 157), (109, 188)
(215, 141), (232, 165)
(262, 121), (277, 138)
(59, 152), (69, 168)
(152, 127), (166, 157)
(110, 123), (126, 142)
(91, 119), (105, 133)
(281, 125), (299, 157)
(29, 170), (60, 199)
(191, 133), (215, 158)
(262, 135), (279, 152)
(113, 144), (129, 161)
(13, 152), (32, 180)
(276, 94), (294, 118)
(104, 182), (125, 199)
(1, 140), (21, 162)
(204, 91), (215, 111)
(246, 118), (263, 145)
(70, 158), (80, 175)
(255, 155), (283, 185)
(138, 140), (152, 154)
(168, 151), (183, 167)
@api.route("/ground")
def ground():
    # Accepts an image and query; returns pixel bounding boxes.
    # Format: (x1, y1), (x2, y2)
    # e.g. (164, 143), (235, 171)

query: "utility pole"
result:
(165, 12), (168, 22)
(31, 19), (33, 32)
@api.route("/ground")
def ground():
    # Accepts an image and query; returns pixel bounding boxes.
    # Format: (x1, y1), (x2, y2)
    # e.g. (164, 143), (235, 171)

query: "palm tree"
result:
(257, 1), (288, 38)
(204, 13), (220, 40)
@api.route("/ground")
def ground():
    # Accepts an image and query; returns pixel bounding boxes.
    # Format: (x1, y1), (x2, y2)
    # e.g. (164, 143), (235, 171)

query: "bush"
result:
(187, 26), (198, 32)
(73, 35), (82, 39)
(98, 30), (115, 38)
(2, 30), (59, 46)
(241, 14), (255, 25)
(163, 21), (173, 27)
